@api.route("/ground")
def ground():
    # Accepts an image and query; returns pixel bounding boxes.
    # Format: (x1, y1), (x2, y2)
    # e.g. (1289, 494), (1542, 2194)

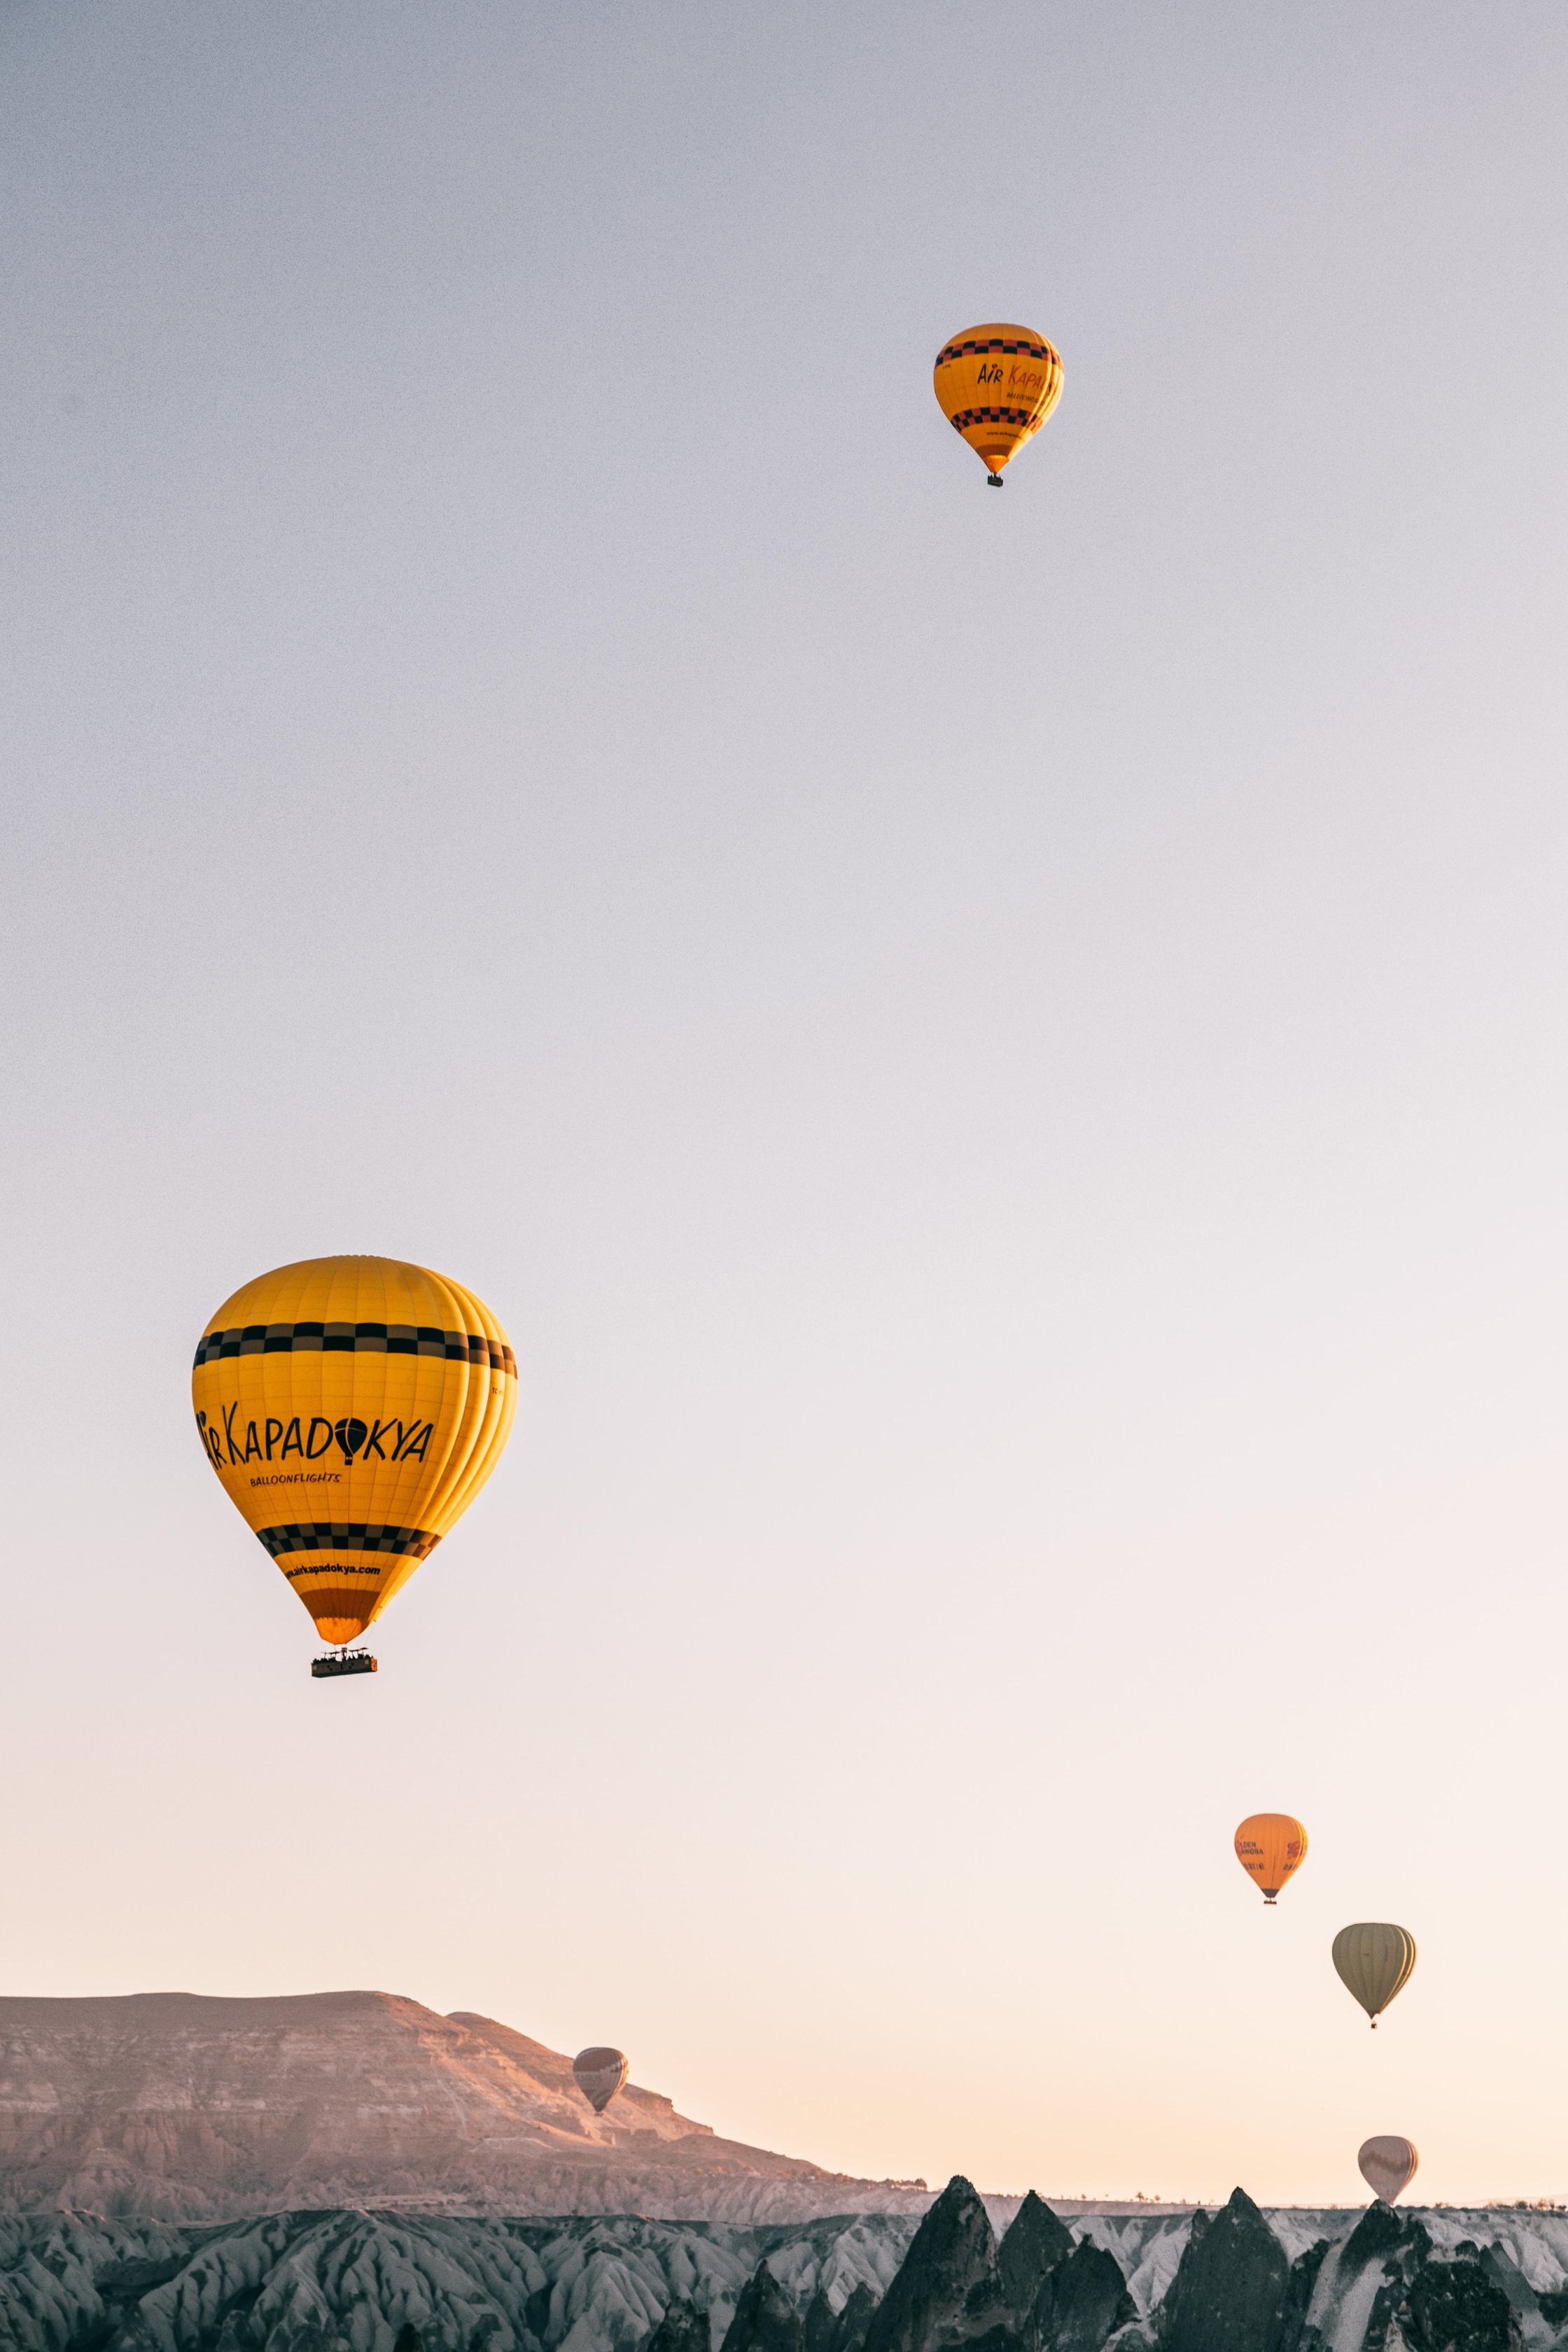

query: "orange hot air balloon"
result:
(192, 1254), (517, 1675)
(932, 322), (1063, 485)
(1234, 1814), (1309, 1905)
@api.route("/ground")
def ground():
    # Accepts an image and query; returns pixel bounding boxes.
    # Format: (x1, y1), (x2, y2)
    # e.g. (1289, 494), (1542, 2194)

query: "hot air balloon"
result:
(933, 323), (1063, 486)
(1359, 2136), (1419, 2204)
(1233, 1814), (1308, 1905)
(192, 1255), (517, 1676)
(1333, 1924), (1417, 2028)
(574, 2047), (629, 2114)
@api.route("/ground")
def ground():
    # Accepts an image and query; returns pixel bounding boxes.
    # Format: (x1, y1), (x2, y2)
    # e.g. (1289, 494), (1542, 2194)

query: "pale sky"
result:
(4, 1), (1567, 2210)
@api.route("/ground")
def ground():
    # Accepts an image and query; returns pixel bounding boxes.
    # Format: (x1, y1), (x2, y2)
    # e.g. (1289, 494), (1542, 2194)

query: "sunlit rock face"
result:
(0, 1994), (933, 2225)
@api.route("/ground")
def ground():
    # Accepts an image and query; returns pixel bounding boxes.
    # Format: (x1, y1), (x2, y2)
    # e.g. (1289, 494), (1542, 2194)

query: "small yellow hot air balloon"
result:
(1359, 2136), (1419, 2204)
(933, 322), (1063, 486)
(1333, 1924), (1417, 2029)
(574, 2047), (629, 2114)
(192, 1255), (517, 1676)
(1233, 1814), (1309, 1906)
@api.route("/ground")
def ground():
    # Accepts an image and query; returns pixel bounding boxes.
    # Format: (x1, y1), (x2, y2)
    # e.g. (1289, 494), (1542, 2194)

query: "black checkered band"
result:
(948, 407), (1040, 430)
(936, 338), (1052, 365)
(256, 1523), (440, 1560)
(194, 1322), (516, 1373)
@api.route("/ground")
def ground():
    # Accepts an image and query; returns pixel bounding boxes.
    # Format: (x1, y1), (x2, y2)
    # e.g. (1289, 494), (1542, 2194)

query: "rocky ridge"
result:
(0, 1995), (927, 2226)
(1, 2180), (1566, 2352)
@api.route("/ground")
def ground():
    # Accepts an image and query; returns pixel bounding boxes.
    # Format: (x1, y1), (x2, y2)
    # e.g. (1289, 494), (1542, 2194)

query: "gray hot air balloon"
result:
(1332, 1923), (1417, 2028)
(573, 2045), (629, 2114)
(1359, 2136), (1419, 2204)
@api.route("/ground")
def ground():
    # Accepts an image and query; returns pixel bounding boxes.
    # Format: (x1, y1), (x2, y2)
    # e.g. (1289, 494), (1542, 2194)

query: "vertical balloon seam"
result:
(437, 1278), (517, 1530)
(408, 1265), (477, 1532)
(427, 1272), (493, 1525)
(442, 1273), (516, 1521)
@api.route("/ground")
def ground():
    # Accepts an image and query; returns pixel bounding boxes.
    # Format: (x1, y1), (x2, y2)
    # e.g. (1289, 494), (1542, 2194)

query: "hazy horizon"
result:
(4, 1), (1568, 2211)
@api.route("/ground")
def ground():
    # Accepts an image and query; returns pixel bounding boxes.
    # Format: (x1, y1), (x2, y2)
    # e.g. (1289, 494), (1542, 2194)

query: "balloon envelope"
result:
(932, 323), (1063, 479)
(1333, 1923), (1418, 2026)
(192, 1255), (517, 1647)
(574, 2046), (629, 2113)
(1359, 2136), (1419, 2204)
(1234, 1814), (1308, 1903)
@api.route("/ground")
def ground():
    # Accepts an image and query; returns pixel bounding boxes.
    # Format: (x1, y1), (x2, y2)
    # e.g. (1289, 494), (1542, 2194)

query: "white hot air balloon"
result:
(1359, 2136), (1419, 2204)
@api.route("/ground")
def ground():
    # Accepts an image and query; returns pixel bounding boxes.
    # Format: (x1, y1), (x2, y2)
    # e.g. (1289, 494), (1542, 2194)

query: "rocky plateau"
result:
(0, 1995), (925, 2227)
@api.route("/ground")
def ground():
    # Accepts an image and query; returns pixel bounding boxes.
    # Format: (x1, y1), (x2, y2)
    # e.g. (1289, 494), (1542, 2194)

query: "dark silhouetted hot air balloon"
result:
(574, 2047), (629, 2113)
(1359, 2136), (1419, 2203)
(1233, 1814), (1308, 1905)
(933, 323), (1063, 485)
(1333, 1924), (1417, 2028)
(192, 1255), (517, 1677)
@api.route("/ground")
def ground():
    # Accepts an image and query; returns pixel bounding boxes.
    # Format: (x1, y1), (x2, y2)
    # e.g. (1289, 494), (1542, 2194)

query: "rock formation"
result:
(1159, 2188), (1293, 2352)
(0, 1993), (933, 2225)
(0, 2189), (1559, 2352)
(721, 2264), (804, 2352)
(860, 2177), (1000, 2352)
(645, 2303), (713, 2352)
(1030, 2240), (1135, 2352)
(995, 2194), (1074, 2326)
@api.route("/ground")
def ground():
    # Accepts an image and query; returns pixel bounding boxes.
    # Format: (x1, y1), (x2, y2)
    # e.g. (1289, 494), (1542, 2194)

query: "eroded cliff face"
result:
(0, 2190), (1564, 2352)
(0, 1995), (926, 2225)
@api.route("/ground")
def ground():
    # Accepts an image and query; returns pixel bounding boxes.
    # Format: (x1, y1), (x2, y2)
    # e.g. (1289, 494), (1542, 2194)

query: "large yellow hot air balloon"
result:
(1233, 1814), (1309, 1906)
(1333, 1924), (1417, 2029)
(192, 1255), (517, 1674)
(1359, 2136), (1419, 2204)
(932, 322), (1063, 486)
(574, 2047), (629, 2114)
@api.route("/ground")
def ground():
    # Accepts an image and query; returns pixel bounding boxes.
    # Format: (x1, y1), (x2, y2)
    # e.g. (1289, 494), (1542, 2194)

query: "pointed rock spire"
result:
(806, 2284), (880, 2352)
(1032, 2240), (1134, 2352)
(997, 2196), (1074, 2324)
(1160, 2188), (1290, 2352)
(721, 2265), (802, 2352)
(862, 2178), (1000, 2352)
(648, 2301), (713, 2352)
(831, 2285), (880, 2352)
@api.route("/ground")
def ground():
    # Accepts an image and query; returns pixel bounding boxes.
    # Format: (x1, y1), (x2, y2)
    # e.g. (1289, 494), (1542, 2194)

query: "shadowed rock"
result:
(862, 2177), (1000, 2352)
(997, 2197), (1074, 2324)
(806, 2292), (839, 2352)
(1161, 2188), (1290, 2352)
(722, 2266), (804, 2352)
(0, 2192), (1560, 2352)
(649, 2302), (713, 2352)
(1342, 2199), (1430, 2274)
(830, 2287), (881, 2352)
(1280, 2239), (1330, 2352)
(1032, 2240), (1133, 2352)
(1403, 2255), (1523, 2352)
